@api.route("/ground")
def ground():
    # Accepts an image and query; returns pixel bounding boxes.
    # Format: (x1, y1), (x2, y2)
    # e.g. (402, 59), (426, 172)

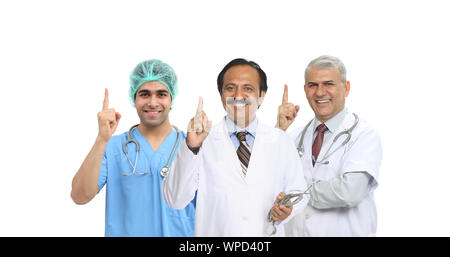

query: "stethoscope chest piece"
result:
(297, 146), (304, 158)
(160, 166), (169, 177)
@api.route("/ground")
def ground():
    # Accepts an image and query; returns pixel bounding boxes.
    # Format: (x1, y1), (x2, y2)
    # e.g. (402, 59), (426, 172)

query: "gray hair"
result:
(305, 55), (347, 84)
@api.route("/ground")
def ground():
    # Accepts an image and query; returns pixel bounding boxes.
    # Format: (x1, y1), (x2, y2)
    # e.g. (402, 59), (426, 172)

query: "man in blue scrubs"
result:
(71, 59), (195, 236)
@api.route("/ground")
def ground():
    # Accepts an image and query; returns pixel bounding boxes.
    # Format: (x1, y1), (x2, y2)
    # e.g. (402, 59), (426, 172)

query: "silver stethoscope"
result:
(265, 113), (360, 236)
(297, 113), (359, 165)
(265, 185), (312, 236)
(122, 124), (181, 177)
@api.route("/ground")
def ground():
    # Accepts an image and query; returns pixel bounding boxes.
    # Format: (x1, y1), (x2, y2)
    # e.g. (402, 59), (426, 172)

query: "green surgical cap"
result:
(129, 59), (178, 105)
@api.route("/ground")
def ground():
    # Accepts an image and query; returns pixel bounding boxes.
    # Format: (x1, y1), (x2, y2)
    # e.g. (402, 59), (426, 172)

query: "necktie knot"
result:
(316, 123), (328, 134)
(236, 131), (248, 142)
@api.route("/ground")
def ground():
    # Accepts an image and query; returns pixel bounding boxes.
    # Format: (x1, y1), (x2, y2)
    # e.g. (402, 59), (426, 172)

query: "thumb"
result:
(275, 192), (284, 204)
(115, 112), (122, 123)
(294, 105), (300, 118)
(200, 120), (213, 138)
(278, 192), (286, 202)
(205, 120), (212, 133)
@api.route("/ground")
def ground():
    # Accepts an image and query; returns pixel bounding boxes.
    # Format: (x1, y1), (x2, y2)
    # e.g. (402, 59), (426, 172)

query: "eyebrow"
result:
(307, 80), (335, 85)
(224, 83), (255, 88)
(137, 89), (169, 94)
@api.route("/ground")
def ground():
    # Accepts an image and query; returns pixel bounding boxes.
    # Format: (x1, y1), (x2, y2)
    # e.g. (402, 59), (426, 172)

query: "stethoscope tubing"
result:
(122, 124), (181, 177)
(297, 113), (359, 165)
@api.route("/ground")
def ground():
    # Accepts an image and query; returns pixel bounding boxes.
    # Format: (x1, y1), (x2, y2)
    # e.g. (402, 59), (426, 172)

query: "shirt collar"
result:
(313, 107), (347, 134)
(225, 116), (258, 137)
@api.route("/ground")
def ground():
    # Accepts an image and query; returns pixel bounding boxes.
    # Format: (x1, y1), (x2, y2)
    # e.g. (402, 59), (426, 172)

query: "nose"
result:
(234, 86), (247, 99)
(147, 96), (160, 107)
(315, 84), (327, 97)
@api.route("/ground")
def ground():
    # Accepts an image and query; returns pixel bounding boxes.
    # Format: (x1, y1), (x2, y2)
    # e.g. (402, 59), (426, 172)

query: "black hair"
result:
(217, 58), (268, 96)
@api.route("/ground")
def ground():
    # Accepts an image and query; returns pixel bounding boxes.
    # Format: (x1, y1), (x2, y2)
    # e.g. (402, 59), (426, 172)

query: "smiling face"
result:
(304, 67), (350, 123)
(220, 64), (265, 128)
(134, 81), (172, 127)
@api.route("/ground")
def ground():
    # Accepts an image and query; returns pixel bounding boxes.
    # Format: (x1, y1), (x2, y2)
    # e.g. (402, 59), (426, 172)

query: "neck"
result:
(233, 115), (255, 129)
(137, 119), (173, 141)
(317, 107), (346, 123)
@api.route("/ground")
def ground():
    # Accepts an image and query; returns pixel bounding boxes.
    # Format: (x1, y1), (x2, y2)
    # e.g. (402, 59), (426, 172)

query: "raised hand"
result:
(97, 88), (122, 142)
(277, 84), (300, 131)
(186, 97), (212, 148)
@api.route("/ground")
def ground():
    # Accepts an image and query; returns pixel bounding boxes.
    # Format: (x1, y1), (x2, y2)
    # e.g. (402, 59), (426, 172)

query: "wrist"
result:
(95, 135), (110, 146)
(187, 144), (201, 155)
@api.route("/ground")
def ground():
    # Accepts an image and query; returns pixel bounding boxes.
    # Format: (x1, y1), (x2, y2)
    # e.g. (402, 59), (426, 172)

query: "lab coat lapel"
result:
(302, 123), (315, 174)
(244, 120), (264, 182)
(211, 119), (247, 182)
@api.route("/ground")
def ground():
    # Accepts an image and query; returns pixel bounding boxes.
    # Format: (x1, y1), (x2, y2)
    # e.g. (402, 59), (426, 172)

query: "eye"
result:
(139, 91), (149, 97)
(324, 82), (335, 86)
(244, 86), (254, 92)
(224, 85), (235, 91)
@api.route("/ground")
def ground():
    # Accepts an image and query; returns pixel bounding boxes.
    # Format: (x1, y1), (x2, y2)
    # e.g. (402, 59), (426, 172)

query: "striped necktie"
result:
(236, 131), (251, 176)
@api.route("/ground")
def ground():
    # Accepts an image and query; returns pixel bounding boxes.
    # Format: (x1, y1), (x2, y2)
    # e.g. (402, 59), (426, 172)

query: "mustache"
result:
(226, 98), (252, 105)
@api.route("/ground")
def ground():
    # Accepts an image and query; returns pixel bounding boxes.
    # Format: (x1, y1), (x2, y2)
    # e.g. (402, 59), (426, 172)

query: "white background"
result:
(1, 0), (449, 236)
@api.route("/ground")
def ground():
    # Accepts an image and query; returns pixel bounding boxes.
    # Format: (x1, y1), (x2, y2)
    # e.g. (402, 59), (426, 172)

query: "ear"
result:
(257, 90), (266, 108)
(344, 81), (350, 97)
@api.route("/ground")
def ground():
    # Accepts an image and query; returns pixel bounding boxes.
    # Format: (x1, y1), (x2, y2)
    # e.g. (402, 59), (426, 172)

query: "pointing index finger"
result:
(103, 88), (109, 110)
(196, 96), (203, 115)
(282, 84), (289, 104)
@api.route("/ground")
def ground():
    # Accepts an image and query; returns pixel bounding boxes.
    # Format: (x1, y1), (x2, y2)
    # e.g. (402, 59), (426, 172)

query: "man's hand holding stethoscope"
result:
(186, 97), (212, 149)
(270, 192), (293, 222)
(97, 88), (122, 143)
(277, 84), (300, 131)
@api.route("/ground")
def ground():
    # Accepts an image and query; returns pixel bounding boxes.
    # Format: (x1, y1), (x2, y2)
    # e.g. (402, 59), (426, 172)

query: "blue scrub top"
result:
(97, 127), (195, 237)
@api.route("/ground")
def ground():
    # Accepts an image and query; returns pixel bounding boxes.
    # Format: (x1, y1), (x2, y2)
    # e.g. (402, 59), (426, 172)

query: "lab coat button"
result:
(305, 214), (310, 219)
(242, 216), (248, 221)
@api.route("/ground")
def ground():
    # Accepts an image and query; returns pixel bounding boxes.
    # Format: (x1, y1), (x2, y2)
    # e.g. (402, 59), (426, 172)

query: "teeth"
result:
(317, 100), (330, 103)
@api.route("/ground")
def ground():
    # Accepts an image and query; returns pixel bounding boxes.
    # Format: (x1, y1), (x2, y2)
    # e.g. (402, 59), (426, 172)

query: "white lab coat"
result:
(285, 112), (382, 237)
(162, 117), (308, 236)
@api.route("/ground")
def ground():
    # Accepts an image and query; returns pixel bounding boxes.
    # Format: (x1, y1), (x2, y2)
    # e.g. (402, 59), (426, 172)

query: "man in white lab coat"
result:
(162, 58), (308, 236)
(277, 55), (382, 236)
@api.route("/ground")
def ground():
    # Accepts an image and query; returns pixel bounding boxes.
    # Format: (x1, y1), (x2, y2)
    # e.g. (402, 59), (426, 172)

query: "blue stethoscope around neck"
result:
(122, 124), (181, 177)
(297, 113), (359, 165)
